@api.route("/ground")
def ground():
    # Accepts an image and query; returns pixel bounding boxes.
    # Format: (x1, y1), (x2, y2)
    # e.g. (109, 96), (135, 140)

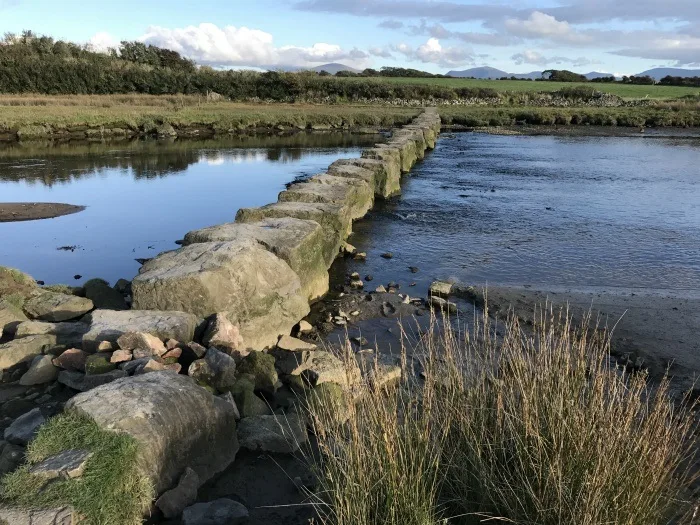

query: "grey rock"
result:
(237, 414), (308, 453)
(81, 309), (198, 352)
(23, 290), (93, 322)
(202, 314), (246, 358)
(65, 372), (238, 495)
(19, 355), (59, 385)
(0, 335), (57, 371)
(132, 241), (309, 351)
(14, 321), (88, 347)
(4, 408), (45, 445)
(120, 357), (150, 375)
(0, 299), (29, 339)
(302, 351), (361, 388)
(0, 506), (75, 525)
(182, 499), (249, 525)
(83, 279), (128, 310)
(57, 370), (127, 392)
(29, 449), (92, 480)
(155, 467), (200, 519)
(0, 443), (25, 475)
(0, 398), (35, 419)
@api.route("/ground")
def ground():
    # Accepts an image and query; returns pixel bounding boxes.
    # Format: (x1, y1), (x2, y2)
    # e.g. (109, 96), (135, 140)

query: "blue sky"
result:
(1, 0), (698, 75)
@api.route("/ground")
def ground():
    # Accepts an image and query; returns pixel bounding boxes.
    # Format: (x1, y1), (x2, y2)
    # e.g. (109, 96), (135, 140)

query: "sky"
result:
(1, 0), (699, 76)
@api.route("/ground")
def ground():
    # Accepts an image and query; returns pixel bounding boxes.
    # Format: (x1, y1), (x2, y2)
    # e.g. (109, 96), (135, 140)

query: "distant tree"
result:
(318, 70), (330, 76)
(542, 69), (588, 82)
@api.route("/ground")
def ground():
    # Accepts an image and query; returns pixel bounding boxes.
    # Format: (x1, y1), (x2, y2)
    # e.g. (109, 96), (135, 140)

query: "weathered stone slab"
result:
(386, 134), (419, 172)
(58, 369), (127, 392)
(132, 242), (309, 351)
(0, 299), (28, 339)
(29, 449), (92, 481)
(237, 414), (308, 453)
(66, 372), (239, 495)
(0, 335), (57, 371)
(0, 506), (75, 525)
(301, 350), (361, 388)
(328, 157), (400, 198)
(23, 290), (93, 322)
(271, 336), (317, 375)
(81, 310), (198, 352)
(183, 218), (329, 301)
(14, 321), (88, 347)
(235, 201), (351, 270)
(362, 145), (402, 180)
(19, 355), (58, 385)
(279, 173), (374, 221)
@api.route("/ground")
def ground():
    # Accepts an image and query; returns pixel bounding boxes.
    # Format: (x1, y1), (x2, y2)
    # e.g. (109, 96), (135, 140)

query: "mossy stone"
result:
(237, 352), (278, 395)
(84, 354), (117, 375)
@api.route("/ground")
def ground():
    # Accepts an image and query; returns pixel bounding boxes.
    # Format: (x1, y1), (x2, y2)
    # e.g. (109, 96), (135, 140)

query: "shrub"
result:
(304, 306), (699, 525)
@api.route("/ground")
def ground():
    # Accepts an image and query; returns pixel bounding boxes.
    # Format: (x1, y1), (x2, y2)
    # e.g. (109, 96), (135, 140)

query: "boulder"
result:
(361, 145), (403, 181)
(301, 350), (361, 388)
(58, 370), (127, 392)
(0, 299), (28, 339)
(328, 157), (400, 198)
(237, 414), (308, 453)
(386, 135), (418, 173)
(184, 218), (329, 302)
(393, 127), (427, 160)
(201, 314), (246, 358)
(84, 354), (116, 375)
(4, 408), (46, 445)
(235, 389), (271, 418)
(52, 348), (89, 372)
(65, 372), (239, 495)
(279, 173), (374, 221)
(356, 353), (402, 389)
(182, 499), (249, 525)
(81, 310), (198, 352)
(132, 241), (309, 351)
(14, 321), (88, 347)
(82, 278), (128, 310)
(429, 280), (453, 298)
(19, 355), (59, 386)
(0, 335), (57, 371)
(235, 201), (352, 269)
(22, 290), (93, 322)
(237, 352), (278, 395)
(155, 467), (200, 519)
(116, 331), (166, 356)
(0, 266), (37, 310)
(188, 348), (237, 391)
(271, 336), (317, 375)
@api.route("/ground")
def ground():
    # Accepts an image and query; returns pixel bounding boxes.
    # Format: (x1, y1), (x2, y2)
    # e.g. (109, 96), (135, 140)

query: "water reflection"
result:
(0, 133), (384, 285)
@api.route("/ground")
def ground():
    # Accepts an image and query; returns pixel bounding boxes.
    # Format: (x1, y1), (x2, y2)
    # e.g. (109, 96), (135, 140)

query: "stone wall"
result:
(132, 108), (442, 351)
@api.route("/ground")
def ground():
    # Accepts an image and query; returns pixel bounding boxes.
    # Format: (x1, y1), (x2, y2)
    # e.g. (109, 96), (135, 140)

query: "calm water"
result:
(0, 134), (384, 284)
(331, 132), (700, 297)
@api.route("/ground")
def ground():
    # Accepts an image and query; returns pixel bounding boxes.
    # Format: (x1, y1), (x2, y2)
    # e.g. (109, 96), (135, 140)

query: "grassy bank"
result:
(0, 96), (421, 140)
(336, 76), (699, 100)
(305, 309), (699, 525)
(440, 104), (700, 127)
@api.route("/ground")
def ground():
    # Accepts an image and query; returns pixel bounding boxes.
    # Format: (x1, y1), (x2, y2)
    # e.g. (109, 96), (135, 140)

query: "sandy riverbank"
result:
(0, 202), (85, 222)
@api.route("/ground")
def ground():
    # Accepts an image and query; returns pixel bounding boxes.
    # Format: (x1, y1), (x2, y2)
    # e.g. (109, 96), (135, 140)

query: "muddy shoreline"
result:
(0, 202), (85, 222)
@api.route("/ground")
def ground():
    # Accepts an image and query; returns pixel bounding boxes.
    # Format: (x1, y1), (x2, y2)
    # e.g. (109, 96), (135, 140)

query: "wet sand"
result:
(0, 202), (85, 222)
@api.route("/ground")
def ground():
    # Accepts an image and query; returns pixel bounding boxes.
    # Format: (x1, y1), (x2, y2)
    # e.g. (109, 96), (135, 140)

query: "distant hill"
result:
(311, 63), (360, 74)
(447, 67), (510, 79)
(584, 71), (614, 80)
(635, 67), (700, 80)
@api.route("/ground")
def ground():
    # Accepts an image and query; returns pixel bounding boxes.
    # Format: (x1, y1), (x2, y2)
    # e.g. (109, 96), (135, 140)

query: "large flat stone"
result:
(328, 157), (400, 198)
(237, 414), (307, 453)
(235, 201), (351, 270)
(278, 173), (374, 221)
(386, 133), (419, 171)
(0, 335), (57, 371)
(14, 321), (88, 347)
(132, 241), (309, 351)
(66, 372), (239, 496)
(183, 217), (329, 301)
(0, 299), (28, 339)
(0, 506), (75, 525)
(81, 309), (198, 352)
(22, 290), (93, 322)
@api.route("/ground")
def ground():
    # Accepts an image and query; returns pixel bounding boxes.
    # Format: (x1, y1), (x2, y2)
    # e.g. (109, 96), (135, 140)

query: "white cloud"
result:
(88, 32), (119, 53)
(504, 12), (591, 45)
(140, 23), (368, 69)
(511, 49), (596, 67)
(369, 46), (394, 58)
(393, 38), (474, 67)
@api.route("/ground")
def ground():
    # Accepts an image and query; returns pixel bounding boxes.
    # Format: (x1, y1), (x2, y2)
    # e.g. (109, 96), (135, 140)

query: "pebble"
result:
(365, 274), (373, 281)
(350, 310), (360, 316)
(350, 272), (360, 280)
(408, 266), (419, 273)
(353, 252), (367, 261)
(375, 285), (387, 293)
(381, 252), (393, 259)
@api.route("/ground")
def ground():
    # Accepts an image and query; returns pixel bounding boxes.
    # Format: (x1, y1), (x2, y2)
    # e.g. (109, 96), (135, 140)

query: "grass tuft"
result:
(1, 412), (153, 525)
(304, 305), (699, 525)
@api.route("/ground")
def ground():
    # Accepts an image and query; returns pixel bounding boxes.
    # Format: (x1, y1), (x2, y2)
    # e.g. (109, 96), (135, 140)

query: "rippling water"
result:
(0, 134), (384, 284)
(331, 132), (700, 296)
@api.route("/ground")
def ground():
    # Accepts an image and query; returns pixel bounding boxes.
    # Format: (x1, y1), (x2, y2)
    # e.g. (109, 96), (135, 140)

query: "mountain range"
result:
(447, 66), (700, 81)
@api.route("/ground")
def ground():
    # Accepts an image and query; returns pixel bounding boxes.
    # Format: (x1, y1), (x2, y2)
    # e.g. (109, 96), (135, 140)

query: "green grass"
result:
(303, 308), (699, 525)
(1, 413), (153, 525)
(0, 96), (420, 134)
(336, 77), (700, 100)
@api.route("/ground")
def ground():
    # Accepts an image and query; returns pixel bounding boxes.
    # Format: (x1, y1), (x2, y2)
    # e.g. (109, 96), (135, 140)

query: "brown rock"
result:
(162, 347), (182, 360)
(202, 314), (246, 358)
(52, 348), (89, 372)
(117, 331), (166, 356)
(110, 350), (132, 364)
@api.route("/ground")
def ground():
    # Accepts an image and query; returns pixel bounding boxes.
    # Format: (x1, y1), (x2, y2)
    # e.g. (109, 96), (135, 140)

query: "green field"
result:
(337, 76), (700, 100)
